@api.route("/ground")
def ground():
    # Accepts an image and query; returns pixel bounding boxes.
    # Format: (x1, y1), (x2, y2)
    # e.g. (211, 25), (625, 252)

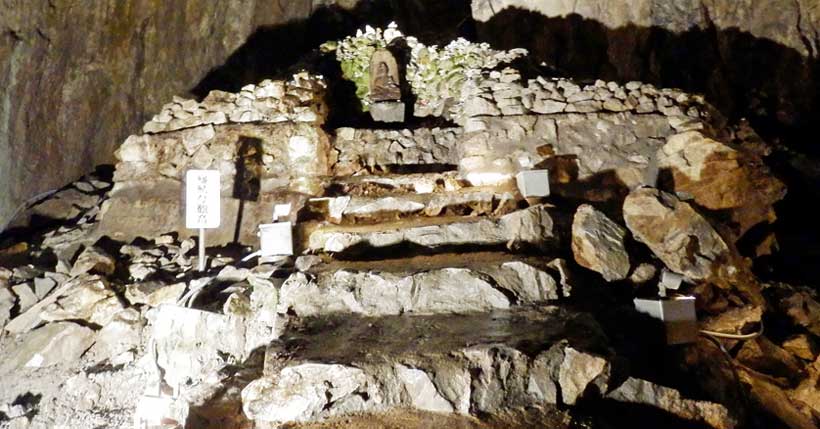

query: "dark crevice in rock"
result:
(570, 398), (716, 429)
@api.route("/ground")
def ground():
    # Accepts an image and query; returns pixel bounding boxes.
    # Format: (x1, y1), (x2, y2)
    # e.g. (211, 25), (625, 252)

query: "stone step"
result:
(278, 255), (571, 318)
(331, 127), (461, 176)
(302, 204), (555, 255)
(328, 171), (466, 197)
(241, 308), (733, 429)
(242, 306), (609, 424)
(305, 187), (520, 225)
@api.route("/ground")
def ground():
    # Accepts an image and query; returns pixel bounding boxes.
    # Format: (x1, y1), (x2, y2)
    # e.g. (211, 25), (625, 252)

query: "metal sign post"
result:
(198, 228), (206, 271)
(185, 170), (221, 272)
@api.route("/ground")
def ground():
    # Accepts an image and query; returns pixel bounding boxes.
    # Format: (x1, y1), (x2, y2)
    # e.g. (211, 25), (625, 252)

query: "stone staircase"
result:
(0, 27), (803, 429)
(82, 59), (741, 427)
(242, 307), (611, 424)
(231, 123), (732, 429)
(233, 122), (596, 427)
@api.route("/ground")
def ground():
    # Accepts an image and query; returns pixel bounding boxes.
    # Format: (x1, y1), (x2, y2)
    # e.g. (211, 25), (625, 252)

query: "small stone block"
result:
(370, 101), (405, 123)
(258, 222), (293, 256)
(515, 170), (550, 198)
(634, 296), (697, 345)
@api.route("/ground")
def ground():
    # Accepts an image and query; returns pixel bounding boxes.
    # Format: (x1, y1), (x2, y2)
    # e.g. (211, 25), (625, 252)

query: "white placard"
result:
(185, 170), (221, 229)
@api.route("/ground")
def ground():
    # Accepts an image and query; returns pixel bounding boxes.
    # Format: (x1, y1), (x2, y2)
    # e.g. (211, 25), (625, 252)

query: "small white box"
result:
(659, 270), (684, 297)
(273, 203), (292, 221)
(634, 296), (697, 344)
(258, 222), (293, 256)
(515, 169), (550, 198)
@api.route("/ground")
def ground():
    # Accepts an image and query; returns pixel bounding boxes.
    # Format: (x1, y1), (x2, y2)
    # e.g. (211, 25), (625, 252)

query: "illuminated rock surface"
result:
(0, 21), (812, 429)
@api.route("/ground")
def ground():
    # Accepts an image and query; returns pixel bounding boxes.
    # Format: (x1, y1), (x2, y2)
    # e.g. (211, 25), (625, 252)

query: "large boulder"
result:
(608, 377), (736, 429)
(623, 188), (730, 280)
(558, 347), (610, 405)
(0, 322), (95, 373)
(242, 307), (613, 425)
(571, 204), (630, 281)
(40, 275), (125, 326)
(150, 305), (247, 392)
(657, 131), (786, 237)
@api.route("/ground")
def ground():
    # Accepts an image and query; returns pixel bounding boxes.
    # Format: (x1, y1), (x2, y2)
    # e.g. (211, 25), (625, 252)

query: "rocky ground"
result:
(1, 28), (820, 429)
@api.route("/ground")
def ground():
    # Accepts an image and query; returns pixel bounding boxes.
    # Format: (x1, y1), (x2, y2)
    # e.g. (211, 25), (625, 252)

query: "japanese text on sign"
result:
(185, 170), (221, 229)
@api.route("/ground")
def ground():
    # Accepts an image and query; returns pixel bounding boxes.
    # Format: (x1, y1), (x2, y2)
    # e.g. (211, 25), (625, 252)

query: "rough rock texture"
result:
(471, 0), (820, 144)
(0, 322), (95, 374)
(571, 204), (630, 281)
(558, 347), (609, 405)
(97, 110), (330, 244)
(307, 204), (555, 254)
(658, 131), (786, 237)
(308, 189), (516, 224)
(0, 0), (320, 228)
(150, 305), (247, 392)
(278, 262), (564, 317)
(623, 188), (730, 280)
(141, 74), (327, 133)
(457, 74), (711, 131)
(332, 127), (461, 175)
(242, 308), (614, 424)
(459, 113), (683, 191)
(607, 377), (736, 429)
(40, 274), (125, 326)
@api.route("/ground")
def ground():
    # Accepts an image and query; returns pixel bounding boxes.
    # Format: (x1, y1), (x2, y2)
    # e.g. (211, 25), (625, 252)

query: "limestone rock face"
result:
(623, 188), (730, 280)
(278, 262), (564, 318)
(242, 364), (369, 423)
(308, 204), (555, 254)
(98, 117), (330, 245)
(241, 308), (618, 424)
(657, 131), (786, 237)
(40, 275), (125, 325)
(607, 377), (736, 429)
(471, 0), (819, 140)
(0, 0), (318, 228)
(0, 322), (95, 374)
(151, 305), (247, 392)
(571, 204), (630, 281)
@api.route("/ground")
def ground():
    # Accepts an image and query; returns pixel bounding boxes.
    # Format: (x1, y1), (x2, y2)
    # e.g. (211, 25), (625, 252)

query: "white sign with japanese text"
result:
(185, 170), (221, 229)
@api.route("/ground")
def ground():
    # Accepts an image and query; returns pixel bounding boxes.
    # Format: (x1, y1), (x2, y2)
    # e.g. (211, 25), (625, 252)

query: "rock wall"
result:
(4, 0), (817, 232)
(471, 0), (820, 143)
(97, 74), (329, 245)
(0, 0), (316, 228)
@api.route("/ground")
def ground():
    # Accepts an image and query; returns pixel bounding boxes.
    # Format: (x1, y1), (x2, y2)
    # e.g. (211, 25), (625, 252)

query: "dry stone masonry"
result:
(0, 25), (808, 429)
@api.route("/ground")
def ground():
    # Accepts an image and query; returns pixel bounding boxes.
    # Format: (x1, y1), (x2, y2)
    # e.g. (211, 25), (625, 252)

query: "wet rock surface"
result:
(243, 307), (611, 423)
(0, 24), (815, 429)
